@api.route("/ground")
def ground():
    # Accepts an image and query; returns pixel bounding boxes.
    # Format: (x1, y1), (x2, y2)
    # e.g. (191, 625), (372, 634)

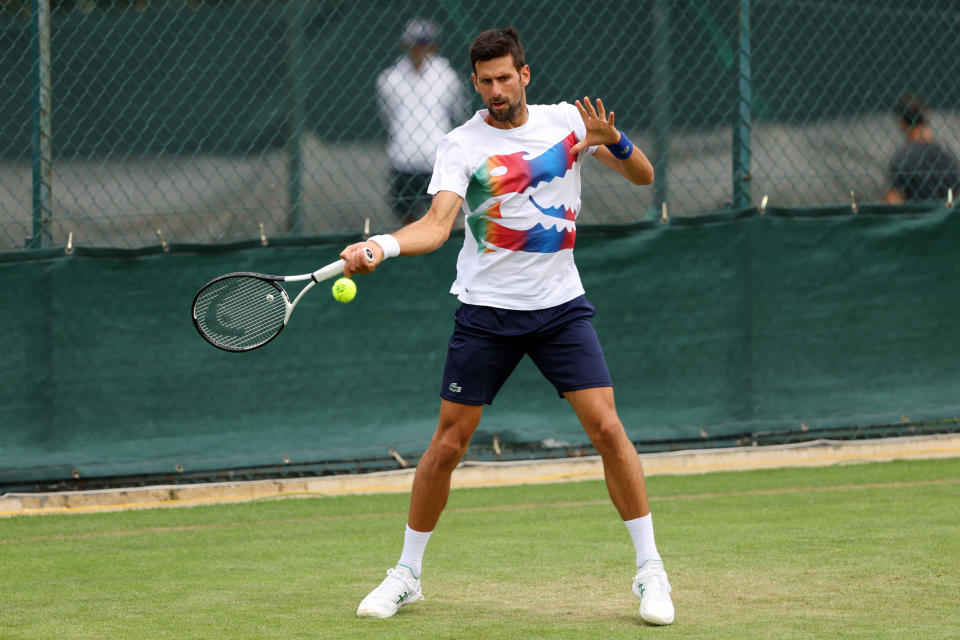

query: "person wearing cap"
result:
(885, 94), (960, 204)
(376, 18), (468, 224)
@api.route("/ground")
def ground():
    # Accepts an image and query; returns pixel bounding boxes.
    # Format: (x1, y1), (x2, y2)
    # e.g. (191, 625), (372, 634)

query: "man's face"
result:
(472, 55), (530, 124)
(407, 42), (435, 68)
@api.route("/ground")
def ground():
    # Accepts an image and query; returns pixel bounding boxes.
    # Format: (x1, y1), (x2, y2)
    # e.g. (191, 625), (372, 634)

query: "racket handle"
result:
(309, 248), (374, 282)
(310, 260), (345, 283)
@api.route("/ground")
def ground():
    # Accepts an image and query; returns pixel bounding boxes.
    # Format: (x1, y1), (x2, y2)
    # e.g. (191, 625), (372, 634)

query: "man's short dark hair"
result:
(895, 94), (927, 129)
(469, 27), (525, 72)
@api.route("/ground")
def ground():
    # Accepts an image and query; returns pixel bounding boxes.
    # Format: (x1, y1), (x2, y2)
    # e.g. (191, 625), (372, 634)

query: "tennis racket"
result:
(192, 247), (373, 352)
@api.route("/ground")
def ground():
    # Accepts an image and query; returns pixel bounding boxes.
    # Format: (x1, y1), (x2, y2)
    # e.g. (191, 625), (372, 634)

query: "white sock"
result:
(397, 524), (432, 578)
(624, 513), (662, 567)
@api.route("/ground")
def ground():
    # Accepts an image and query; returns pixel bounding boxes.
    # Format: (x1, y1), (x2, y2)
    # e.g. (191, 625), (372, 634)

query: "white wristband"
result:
(368, 234), (400, 259)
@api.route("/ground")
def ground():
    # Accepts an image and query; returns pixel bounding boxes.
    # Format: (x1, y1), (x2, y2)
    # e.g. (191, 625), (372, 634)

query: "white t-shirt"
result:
(376, 54), (466, 173)
(428, 103), (597, 310)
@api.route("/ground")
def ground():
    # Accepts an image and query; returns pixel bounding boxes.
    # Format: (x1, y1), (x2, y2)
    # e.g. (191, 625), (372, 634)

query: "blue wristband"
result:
(606, 131), (633, 160)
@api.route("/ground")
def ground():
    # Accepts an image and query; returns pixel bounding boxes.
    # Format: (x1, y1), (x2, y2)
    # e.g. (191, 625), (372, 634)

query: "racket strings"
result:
(194, 277), (286, 350)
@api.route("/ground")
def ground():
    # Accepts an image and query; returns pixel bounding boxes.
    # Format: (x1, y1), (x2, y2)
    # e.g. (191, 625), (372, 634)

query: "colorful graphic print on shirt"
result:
(465, 132), (579, 253)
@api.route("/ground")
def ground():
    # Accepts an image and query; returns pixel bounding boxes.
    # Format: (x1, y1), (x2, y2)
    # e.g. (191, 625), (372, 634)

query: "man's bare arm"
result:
(340, 190), (464, 276)
(593, 141), (654, 185)
(569, 96), (653, 185)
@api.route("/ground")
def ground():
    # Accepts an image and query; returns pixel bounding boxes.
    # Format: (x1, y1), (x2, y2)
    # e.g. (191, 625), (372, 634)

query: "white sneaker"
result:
(356, 564), (424, 618)
(632, 559), (674, 625)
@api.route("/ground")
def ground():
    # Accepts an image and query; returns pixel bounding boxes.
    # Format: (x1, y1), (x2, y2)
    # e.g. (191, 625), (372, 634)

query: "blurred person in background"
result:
(885, 94), (960, 204)
(377, 18), (468, 224)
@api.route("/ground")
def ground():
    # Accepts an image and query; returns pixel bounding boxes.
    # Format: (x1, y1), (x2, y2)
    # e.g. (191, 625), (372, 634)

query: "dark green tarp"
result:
(2, 206), (959, 486)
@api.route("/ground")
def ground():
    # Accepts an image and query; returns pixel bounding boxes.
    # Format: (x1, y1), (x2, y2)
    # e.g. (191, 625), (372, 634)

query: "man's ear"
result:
(520, 64), (531, 88)
(471, 73), (479, 93)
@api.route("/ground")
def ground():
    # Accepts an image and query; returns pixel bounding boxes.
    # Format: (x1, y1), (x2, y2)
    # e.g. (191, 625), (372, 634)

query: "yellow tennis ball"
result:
(332, 277), (356, 303)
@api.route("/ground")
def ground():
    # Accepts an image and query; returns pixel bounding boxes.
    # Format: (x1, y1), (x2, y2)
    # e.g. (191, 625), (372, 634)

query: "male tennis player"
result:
(341, 26), (674, 626)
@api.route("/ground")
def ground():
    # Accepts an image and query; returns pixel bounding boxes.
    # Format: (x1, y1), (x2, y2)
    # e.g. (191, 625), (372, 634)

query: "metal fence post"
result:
(652, 0), (671, 212)
(732, 0), (752, 210)
(30, 0), (53, 249)
(284, 0), (308, 236)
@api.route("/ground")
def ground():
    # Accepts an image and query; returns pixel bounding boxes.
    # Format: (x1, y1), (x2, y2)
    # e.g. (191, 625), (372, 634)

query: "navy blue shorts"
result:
(440, 295), (613, 405)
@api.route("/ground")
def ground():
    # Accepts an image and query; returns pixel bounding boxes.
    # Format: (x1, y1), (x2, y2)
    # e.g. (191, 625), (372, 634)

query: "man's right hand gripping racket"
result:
(191, 248), (373, 352)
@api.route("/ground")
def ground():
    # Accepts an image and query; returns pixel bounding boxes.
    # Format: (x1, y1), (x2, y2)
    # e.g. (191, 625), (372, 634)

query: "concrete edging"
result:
(2, 433), (958, 517)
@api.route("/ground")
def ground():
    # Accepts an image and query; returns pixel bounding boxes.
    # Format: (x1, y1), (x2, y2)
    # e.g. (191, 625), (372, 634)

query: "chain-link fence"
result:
(4, 0), (960, 251)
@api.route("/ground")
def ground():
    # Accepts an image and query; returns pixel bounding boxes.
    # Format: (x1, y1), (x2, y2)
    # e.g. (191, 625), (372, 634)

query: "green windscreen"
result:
(2, 206), (959, 488)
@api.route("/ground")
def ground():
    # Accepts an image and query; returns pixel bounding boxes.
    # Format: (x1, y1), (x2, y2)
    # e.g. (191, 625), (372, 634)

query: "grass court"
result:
(2, 457), (958, 639)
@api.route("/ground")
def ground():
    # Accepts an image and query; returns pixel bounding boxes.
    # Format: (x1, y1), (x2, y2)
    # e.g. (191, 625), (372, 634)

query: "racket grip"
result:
(309, 249), (373, 282)
(311, 260), (346, 283)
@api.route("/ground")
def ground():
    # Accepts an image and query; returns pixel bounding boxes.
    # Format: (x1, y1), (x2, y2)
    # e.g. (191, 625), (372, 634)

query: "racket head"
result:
(191, 273), (290, 352)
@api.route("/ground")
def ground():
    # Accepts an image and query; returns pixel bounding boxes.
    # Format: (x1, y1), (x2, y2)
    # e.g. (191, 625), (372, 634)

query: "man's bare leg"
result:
(408, 399), (484, 531)
(565, 386), (674, 625)
(565, 386), (649, 519)
(357, 399), (483, 618)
